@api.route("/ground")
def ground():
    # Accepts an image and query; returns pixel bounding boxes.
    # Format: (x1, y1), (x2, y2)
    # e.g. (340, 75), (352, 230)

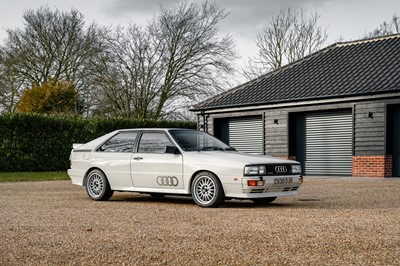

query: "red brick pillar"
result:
(352, 155), (392, 178)
(280, 156), (297, 161)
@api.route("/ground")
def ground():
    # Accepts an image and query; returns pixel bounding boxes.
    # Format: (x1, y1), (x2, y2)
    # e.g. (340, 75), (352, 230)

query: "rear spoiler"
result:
(72, 143), (84, 149)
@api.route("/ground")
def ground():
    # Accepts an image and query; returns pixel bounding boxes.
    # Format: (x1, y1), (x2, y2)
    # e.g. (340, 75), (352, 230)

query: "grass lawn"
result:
(0, 172), (70, 182)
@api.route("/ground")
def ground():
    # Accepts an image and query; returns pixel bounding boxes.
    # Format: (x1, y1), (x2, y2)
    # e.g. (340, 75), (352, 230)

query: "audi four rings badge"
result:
(275, 166), (287, 174)
(157, 176), (179, 187)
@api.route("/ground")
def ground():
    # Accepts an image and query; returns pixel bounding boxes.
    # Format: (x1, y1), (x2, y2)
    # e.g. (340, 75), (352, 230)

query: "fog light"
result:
(247, 180), (264, 186)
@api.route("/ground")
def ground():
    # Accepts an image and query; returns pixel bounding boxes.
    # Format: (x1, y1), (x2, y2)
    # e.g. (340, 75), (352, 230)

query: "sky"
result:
(0, 0), (399, 67)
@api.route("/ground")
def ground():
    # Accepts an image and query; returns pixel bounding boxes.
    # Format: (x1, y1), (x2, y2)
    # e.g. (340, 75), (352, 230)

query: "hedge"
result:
(0, 113), (196, 172)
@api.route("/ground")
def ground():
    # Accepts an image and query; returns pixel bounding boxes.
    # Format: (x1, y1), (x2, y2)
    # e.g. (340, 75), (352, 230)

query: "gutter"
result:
(191, 92), (400, 115)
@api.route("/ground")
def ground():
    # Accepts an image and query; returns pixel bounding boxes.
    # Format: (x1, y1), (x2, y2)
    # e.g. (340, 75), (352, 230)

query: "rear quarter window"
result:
(97, 132), (138, 152)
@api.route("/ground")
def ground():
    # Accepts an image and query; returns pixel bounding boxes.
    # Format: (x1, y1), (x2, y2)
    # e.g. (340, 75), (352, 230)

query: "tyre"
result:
(191, 171), (225, 207)
(86, 169), (114, 201)
(251, 197), (277, 204)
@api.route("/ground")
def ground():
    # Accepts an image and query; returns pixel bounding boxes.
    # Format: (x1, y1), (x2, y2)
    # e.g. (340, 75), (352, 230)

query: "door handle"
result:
(133, 157), (143, 161)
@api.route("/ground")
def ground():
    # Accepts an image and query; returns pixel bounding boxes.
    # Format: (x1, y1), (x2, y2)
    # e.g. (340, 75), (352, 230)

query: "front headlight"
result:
(292, 164), (302, 174)
(244, 165), (266, 175)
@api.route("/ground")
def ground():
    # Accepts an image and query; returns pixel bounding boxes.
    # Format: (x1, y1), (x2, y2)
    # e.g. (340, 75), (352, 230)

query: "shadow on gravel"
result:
(103, 189), (399, 210)
(109, 193), (321, 209)
(111, 193), (195, 205)
(85, 194), (395, 210)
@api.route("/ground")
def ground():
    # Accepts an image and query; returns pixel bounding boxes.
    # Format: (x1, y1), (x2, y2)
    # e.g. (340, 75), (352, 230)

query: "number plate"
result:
(274, 177), (293, 185)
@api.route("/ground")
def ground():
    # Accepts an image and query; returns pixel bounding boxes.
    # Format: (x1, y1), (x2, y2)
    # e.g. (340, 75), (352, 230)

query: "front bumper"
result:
(224, 175), (302, 199)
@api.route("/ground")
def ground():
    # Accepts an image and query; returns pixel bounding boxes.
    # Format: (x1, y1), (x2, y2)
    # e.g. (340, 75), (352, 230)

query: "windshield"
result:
(169, 130), (234, 152)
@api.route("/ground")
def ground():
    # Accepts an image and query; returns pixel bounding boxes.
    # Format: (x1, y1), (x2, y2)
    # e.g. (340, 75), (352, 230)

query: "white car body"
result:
(68, 128), (302, 207)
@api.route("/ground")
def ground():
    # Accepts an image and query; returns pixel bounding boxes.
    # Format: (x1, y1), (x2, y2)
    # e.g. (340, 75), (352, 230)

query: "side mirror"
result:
(165, 146), (180, 154)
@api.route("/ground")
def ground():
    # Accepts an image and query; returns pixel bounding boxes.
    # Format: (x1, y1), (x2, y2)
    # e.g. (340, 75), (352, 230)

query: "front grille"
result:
(265, 164), (293, 175)
(250, 186), (299, 194)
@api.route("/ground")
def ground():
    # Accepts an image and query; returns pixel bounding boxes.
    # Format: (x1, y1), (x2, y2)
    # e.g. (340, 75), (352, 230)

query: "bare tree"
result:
(365, 14), (400, 38)
(93, 1), (237, 119)
(0, 48), (24, 113)
(91, 25), (165, 118)
(2, 6), (106, 114)
(243, 8), (327, 80)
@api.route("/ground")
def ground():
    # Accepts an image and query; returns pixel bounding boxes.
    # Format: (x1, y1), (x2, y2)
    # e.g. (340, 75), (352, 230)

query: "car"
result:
(68, 128), (303, 207)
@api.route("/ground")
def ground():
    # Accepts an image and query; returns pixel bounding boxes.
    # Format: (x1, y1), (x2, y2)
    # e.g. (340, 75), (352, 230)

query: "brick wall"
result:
(352, 155), (392, 178)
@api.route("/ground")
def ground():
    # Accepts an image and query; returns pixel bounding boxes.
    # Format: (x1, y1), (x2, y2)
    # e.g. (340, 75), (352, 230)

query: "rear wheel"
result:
(86, 169), (114, 201)
(251, 197), (277, 204)
(191, 171), (225, 207)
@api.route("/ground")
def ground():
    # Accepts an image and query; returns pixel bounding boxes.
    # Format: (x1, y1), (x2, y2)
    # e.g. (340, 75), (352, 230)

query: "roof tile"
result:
(192, 35), (400, 111)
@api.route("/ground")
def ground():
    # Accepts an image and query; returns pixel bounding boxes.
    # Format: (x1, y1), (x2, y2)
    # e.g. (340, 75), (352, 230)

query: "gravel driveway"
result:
(1, 177), (400, 265)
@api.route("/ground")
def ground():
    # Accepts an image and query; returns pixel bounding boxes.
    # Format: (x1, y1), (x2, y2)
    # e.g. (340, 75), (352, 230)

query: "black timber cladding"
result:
(192, 35), (400, 111)
(264, 110), (288, 157)
(354, 103), (386, 156)
(393, 107), (400, 176)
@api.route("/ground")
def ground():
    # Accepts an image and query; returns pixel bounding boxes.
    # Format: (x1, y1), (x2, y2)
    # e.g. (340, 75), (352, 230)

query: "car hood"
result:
(183, 151), (299, 166)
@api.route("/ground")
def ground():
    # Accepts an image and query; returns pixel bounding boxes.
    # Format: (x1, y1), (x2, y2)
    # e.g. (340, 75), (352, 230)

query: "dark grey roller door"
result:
(228, 116), (263, 154)
(296, 110), (353, 176)
(393, 109), (400, 177)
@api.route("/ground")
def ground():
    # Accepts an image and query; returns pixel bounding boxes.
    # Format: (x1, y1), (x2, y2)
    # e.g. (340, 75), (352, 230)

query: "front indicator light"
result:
(247, 180), (264, 186)
(298, 176), (304, 184)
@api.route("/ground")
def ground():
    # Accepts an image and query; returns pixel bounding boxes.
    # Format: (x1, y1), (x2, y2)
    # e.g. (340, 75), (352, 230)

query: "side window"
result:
(172, 132), (199, 151)
(98, 132), (138, 152)
(138, 132), (173, 153)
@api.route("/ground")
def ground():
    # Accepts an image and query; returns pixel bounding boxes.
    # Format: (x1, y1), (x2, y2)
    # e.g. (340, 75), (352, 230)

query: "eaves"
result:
(191, 91), (400, 115)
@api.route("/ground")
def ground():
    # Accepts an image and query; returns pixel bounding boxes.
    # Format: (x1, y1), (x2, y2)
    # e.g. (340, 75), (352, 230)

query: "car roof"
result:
(117, 128), (197, 132)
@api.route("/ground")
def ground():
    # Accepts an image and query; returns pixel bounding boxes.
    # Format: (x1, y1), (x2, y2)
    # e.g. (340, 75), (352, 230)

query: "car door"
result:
(130, 131), (184, 190)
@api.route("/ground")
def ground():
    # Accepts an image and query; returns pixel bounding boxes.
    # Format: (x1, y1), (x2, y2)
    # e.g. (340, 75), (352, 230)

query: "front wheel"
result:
(191, 172), (225, 207)
(86, 169), (114, 201)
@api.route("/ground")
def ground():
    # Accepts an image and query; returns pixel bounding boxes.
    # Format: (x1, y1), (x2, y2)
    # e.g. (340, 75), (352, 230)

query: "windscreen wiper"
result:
(198, 146), (236, 151)
(198, 146), (223, 151)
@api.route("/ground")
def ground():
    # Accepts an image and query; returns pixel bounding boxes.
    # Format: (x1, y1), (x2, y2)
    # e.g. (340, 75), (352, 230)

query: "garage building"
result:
(191, 35), (400, 178)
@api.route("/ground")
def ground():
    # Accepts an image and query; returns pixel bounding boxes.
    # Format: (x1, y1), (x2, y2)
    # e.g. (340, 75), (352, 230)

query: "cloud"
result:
(220, 0), (333, 32)
(104, 0), (330, 19)
(103, 0), (333, 34)
(102, 0), (177, 17)
(101, 0), (338, 58)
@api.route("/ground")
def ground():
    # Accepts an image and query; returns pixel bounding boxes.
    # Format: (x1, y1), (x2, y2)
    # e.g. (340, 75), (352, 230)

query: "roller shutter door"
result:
(393, 109), (400, 177)
(296, 110), (353, 176)
(228, 116), (263, 154)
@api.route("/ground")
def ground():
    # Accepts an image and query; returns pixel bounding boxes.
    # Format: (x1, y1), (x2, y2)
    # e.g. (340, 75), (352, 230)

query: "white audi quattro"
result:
(68, 128), (303, 207)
